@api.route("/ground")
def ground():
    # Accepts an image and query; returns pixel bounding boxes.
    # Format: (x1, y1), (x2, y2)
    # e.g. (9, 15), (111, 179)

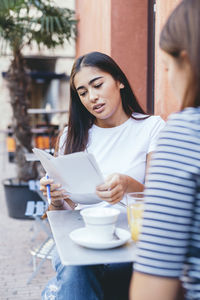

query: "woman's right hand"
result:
(40, 176), (65, 199)
(40, 176), (71, 209)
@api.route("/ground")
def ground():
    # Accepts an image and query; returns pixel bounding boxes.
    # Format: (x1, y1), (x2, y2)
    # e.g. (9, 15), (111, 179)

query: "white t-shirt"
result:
(59, 113), (165, 187)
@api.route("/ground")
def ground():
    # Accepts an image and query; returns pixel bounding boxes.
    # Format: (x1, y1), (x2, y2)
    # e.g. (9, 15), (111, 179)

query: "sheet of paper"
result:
(32, 148), (105, 204)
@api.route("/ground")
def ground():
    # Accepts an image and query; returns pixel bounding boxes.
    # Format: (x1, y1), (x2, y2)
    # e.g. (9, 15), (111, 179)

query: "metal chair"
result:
(27, 236), (55, 284)
(25, 180), (55, 284)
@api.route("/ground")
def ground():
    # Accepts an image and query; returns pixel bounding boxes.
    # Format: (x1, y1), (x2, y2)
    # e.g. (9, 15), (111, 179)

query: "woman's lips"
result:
(93, 103), (105, 113)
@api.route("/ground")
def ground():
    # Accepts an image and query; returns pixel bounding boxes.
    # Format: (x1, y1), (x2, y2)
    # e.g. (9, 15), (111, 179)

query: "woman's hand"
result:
(96, 173), (128, 204)
(39, 176), (75, 210)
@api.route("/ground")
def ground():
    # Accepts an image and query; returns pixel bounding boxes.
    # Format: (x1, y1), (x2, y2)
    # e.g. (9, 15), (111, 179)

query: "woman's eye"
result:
(94, 83), (103, 88)
(79, 91), (87, 97)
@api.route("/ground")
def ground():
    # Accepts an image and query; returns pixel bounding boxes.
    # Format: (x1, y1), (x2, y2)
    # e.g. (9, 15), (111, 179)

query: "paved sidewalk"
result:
(0, 153), (55, 299)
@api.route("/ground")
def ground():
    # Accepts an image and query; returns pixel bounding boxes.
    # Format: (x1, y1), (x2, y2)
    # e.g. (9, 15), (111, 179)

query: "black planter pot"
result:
(3, 178), (43, 220)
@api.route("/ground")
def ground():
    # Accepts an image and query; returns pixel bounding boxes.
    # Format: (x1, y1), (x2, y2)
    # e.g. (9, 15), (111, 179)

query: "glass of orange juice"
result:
(126, 192), (144, 242)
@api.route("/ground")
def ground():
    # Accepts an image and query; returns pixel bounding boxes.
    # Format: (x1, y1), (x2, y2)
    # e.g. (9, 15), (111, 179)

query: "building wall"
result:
(76, 0), (111, 56)
(111, 0), (148, 111)
(154, 0), (181, 120)
(76, 0), (186, 120)
(76, 0), (148, 111)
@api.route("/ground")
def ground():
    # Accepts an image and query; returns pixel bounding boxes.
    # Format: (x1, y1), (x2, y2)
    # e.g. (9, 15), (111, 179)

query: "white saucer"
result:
(69, 227), (131, 249)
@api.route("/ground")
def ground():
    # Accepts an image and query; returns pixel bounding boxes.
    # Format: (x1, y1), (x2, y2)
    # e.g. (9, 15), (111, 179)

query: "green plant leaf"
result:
(45, 16), (49, 33)
(0, 0), (77, 53)
(50, 16), (54, 33)
(54, 16), (62, 32)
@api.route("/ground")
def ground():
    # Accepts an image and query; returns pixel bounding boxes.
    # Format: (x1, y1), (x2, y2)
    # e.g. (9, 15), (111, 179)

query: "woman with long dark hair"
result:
(40, 51), (165, 300)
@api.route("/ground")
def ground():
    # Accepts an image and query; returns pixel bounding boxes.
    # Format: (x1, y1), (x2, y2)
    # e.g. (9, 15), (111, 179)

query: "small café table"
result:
(47, 209), (137, 266)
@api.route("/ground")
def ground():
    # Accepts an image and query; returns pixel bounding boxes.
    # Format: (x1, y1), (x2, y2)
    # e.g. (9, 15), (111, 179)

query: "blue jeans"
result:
(42, 249), (132, 300)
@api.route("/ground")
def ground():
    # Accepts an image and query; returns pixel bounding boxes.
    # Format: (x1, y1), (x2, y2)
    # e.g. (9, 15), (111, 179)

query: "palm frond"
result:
(0, 0), (77, 54)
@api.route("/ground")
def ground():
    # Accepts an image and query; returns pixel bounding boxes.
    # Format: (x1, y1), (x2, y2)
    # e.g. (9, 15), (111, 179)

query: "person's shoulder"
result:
(132, 112), (164, 122)
(58, 126), (68, 154)
(157, 108), (200, 150)
(168, 107), (200, 123)
(148, 114), (165, 126)
(166, 107), (200, 134)
(62, 126), (68, 135)
(59, 126), (68, 140)
(132, 113), (165, 129)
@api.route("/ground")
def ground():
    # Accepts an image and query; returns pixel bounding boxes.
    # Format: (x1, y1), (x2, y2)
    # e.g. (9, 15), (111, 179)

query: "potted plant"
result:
(0, 0), (76, 218)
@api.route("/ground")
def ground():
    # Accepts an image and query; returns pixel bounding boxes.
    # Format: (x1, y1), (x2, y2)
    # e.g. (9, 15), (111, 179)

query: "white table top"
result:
(47, 209), (136, 266)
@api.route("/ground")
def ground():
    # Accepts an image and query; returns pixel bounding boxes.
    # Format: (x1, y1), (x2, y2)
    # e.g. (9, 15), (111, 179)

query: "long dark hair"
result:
(64, 51), (147, 154)
(160, 0), (200, 109)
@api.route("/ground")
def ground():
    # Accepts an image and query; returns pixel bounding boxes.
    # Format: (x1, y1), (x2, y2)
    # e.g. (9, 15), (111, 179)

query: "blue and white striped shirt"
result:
(134, 107), (200, 299)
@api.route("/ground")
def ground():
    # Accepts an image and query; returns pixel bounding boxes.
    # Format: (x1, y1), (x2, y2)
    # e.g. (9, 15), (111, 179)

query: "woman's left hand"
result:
(96, 173), (128, 204)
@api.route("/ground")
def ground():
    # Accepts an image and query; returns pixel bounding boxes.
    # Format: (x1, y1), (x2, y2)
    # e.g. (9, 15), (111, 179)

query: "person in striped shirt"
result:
(130, 1), (200, 299)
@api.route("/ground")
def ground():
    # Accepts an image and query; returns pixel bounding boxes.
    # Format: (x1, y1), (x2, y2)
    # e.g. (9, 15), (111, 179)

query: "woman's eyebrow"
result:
(76, 76), (103, 91)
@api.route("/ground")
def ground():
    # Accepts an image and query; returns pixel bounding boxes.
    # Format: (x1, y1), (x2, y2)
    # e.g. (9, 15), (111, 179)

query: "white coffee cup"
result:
(80, 207), (120, 242)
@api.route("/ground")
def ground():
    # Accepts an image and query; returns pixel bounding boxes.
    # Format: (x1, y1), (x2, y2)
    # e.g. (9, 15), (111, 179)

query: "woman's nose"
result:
(88, 89), (98, 102)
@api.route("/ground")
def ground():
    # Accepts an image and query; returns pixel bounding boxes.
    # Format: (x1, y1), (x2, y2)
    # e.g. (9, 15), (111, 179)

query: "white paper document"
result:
(32, 148), (105, 205)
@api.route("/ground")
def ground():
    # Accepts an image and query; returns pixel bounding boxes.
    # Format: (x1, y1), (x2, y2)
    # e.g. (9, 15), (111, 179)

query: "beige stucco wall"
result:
(154, 0), (181, 120)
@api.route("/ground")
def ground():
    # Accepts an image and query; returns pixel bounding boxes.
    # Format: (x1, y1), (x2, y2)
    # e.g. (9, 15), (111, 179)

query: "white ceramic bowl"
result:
(80, 207), (120, 225)
(80, 207), (120, 242)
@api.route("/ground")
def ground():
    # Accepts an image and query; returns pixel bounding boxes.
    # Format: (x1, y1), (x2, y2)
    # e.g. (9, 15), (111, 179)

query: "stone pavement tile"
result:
(0, 158), (55, 300)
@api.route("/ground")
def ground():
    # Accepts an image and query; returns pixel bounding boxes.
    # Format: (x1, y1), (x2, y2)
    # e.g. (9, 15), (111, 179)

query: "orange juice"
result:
(127, 202), (143, 242)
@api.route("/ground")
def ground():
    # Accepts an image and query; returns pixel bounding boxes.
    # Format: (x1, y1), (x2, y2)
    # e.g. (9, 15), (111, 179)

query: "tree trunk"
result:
(6, 50), (38, 181)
